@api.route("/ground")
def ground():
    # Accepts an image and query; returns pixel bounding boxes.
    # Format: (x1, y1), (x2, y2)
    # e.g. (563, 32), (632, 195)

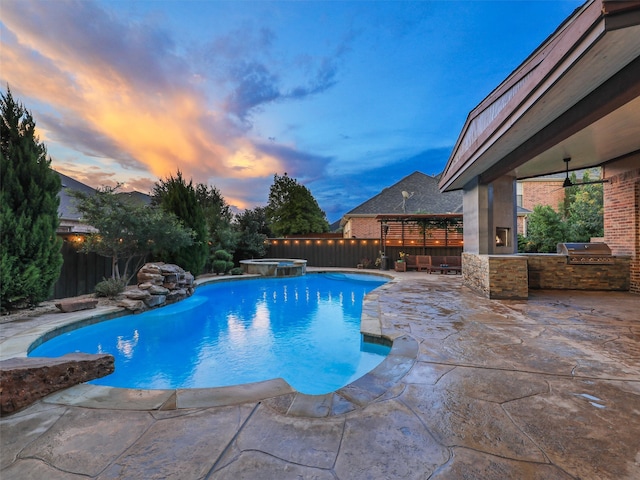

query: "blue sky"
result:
(1, 0), (583, 222)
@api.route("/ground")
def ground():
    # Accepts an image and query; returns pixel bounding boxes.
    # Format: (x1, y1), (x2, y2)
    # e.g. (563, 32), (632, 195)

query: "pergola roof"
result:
(375, 213), (462, 221)
(440, 0), (640, 191)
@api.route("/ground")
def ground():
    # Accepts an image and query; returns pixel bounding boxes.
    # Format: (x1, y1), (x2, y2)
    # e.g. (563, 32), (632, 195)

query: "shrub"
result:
(230, 267), (243, 275)
(212, 250), (234, 274)
(212, 259), (228, 275)
(94, 278), (127, 298)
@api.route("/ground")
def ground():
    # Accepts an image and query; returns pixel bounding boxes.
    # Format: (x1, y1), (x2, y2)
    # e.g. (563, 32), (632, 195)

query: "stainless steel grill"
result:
(557, 242), (613, 264)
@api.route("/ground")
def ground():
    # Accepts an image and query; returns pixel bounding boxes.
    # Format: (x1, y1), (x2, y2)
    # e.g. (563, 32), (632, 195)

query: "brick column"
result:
(603, 157), (640, 294)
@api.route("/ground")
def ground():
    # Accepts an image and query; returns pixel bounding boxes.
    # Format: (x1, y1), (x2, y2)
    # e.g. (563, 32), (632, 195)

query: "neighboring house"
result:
(56, 171), (98, 234)
(516, 168), (602, 235)
(56, 171), (151, 235)
(340, 171), (463, 241)
(53, 171), (152, 298)
(516, 174), (564, 236)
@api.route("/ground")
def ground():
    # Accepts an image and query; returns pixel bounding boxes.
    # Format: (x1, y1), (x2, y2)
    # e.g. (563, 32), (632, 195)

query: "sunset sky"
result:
(1, 0), (583, 221)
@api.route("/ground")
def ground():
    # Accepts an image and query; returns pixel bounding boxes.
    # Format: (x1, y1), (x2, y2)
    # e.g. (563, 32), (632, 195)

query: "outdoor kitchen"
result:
(525, 242), (630, 291)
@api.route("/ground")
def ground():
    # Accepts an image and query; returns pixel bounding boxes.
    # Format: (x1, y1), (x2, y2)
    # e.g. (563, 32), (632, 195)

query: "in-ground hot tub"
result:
(240, 258), (307, 277)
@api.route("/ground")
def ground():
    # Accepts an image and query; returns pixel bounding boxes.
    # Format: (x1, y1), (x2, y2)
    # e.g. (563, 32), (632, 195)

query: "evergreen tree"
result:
(525, 205), (567, 253)
(1, 88), (63, 309)
(152, 171), (208, 275)
(234, 206), (271, 261)
(565, 172), (604, 241)
(522, 170), (605, 252)
(196, 183), (238, 257)
(265, 173), (329, 236)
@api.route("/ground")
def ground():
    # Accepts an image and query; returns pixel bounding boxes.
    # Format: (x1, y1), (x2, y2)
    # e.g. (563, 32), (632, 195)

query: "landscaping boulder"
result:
(118, 262), (195, 313)
(0, 353), (114, 415)
(55, 298), (99, 313)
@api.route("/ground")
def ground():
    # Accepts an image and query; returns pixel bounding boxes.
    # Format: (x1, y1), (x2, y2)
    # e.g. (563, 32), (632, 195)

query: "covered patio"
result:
(439, 0), (640, 298)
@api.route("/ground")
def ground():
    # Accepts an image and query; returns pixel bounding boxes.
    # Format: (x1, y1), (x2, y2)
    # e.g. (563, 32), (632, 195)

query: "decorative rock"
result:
(139, 265), (162, 275)
(166, 289), (187, 302)
(0, 353), (115, 415)
(137, 272), (164, 285)
(123, 288), (152, 301)
(144, 294), (166, 307)
(148, 285), (169, 295)
(117, 298), (146, 312)
(158, 264), (182, 275)
(55, 298), (99, 313)
(164, 273), (179, 283)
(119, 262), (196, 313)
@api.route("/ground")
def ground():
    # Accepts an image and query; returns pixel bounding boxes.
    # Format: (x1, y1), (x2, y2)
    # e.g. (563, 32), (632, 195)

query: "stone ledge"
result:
(55, 298), (99, 313)
(0, 353), (115, 416)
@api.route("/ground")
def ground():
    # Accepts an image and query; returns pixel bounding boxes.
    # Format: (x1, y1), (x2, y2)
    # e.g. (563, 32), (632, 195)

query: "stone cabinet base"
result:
(462, 253), (631, 300)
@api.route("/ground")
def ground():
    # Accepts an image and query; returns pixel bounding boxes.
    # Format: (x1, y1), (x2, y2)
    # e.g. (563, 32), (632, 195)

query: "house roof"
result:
(56, 171), (151, 224)
(440, 0), (640, 191)
(344, 171), (463, 219)
(57, 171), (95, 222)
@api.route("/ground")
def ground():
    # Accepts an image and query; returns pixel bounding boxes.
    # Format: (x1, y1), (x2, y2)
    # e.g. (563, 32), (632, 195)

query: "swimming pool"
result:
(29, 273), (390, 395)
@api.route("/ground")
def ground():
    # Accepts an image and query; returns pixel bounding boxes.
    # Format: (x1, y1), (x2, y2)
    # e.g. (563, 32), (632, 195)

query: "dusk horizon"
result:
(1, 0), (584, 222)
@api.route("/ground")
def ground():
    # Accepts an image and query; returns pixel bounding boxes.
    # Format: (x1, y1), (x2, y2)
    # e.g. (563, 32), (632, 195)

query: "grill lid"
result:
(556, 242), (612, 256)
(557, 242), (613, 264)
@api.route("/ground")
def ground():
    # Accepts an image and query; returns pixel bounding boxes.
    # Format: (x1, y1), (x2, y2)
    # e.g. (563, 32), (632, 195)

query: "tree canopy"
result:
(70, 185), (193, 281)
(1, 88), (63, 309)
(152, 171), (209, 275)
(522, 173), (604, 252)
(196, 183), (238, 255)
(265, 173), (329, 236)
(234, 206), (271, 261)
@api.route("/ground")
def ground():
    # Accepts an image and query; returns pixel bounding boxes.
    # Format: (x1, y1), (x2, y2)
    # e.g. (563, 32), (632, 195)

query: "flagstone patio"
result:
(1, 270), (639, 479)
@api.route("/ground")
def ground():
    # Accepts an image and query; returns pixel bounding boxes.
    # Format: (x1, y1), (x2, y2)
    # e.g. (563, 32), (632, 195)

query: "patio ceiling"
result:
(440, 0), (640, 191)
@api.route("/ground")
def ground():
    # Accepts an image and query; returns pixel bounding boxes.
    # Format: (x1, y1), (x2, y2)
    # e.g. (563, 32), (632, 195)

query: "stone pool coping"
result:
(0, 270), (417, 417)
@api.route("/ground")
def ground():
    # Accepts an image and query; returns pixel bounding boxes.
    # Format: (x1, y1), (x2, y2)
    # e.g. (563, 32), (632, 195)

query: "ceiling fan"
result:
(562, 157), (608, 188)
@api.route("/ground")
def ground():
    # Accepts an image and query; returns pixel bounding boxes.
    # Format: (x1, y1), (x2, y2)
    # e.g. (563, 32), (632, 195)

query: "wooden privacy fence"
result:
(52, 238), (140, 299)
(52, 236), (464, 299)
(266, 238), (462, 268)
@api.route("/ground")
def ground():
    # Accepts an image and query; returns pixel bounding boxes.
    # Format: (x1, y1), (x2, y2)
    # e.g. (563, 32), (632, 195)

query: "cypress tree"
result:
(1, 88), (63, 309)
(152, 171), (208, 275)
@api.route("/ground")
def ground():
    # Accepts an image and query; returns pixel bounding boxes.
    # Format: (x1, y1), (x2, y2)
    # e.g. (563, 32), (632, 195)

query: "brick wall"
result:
(603, 158), (639, 294)
(526, 255), (630, 290)
(344, 217), (379, 238)
(521, 180), (565, 211)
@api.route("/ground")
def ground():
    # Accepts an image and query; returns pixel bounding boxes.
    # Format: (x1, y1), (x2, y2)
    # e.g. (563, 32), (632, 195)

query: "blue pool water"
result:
(29, 273), (390, 394)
